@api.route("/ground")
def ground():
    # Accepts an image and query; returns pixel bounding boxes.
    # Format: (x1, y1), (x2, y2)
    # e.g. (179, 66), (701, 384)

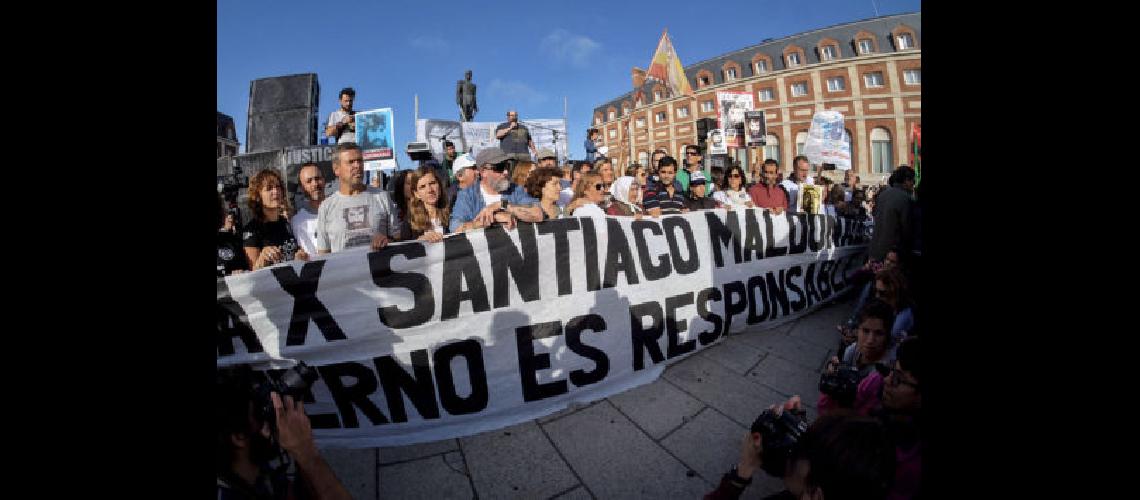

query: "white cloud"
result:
(409, 36), (448, 52)
(488, 79), (549, 107)
(539, 29), (601, 69)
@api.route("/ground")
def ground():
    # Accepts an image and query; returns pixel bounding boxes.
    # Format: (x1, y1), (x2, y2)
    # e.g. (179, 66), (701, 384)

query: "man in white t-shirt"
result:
(291, 162), (326, 256)
(781, 155), (816, 213)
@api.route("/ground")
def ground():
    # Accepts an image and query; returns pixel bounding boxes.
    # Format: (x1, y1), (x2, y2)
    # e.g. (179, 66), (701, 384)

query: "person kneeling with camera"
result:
(216, 363), (352, 500)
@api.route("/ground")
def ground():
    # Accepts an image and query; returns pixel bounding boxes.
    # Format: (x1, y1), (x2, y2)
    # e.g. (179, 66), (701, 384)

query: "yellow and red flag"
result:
(645, 30), (692, 97)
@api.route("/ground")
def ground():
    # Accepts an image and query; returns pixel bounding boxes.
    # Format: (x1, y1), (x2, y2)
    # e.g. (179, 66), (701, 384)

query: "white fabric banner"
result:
(802, 111), (852, 170)
(217, 210), (868, 448)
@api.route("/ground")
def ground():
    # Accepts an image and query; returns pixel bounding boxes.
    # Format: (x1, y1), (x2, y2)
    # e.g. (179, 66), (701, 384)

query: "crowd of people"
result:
(217, 101), (925, 499)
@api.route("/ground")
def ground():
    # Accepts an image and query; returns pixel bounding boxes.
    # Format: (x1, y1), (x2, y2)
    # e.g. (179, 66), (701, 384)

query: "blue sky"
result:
(218, 0), (920, 161)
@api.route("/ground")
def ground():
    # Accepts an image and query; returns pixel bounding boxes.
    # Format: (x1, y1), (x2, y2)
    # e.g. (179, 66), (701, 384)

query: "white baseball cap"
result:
(451, 153), (476, 175)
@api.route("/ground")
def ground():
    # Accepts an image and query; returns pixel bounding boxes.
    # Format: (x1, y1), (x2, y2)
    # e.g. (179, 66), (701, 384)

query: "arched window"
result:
(795, 131), (808, 155)
(871, 127), (893, 173)
(764, 134), (780, 164)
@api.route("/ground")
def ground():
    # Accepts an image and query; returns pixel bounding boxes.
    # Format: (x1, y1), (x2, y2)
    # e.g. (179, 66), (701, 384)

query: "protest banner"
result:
(355, 108), (397, 171)
(460, 122), (497, 158)
(802, 111), (851, 170)
(218, 210), (868, 448)
(744, 111), (767, 147)
(716, 91), (753, 148)
(520, 119), (568, 160)
(418, 119), (568, 162)
(416, 119), (466, 161)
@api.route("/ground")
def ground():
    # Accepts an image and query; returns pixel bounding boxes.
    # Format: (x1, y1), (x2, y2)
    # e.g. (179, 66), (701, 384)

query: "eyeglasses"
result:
(887, 367), (919, 389)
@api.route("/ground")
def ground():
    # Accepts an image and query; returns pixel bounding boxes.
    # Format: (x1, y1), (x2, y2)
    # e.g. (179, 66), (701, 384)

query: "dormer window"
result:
(821, 45), (837, 61)
(787, 53), (801, 67)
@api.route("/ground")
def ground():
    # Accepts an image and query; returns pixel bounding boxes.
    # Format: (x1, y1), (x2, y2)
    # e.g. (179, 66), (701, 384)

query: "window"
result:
(638, 151), (649, 166)
(821, 45), (837, 61)
(864, 72), (884, 88)
(636, 97), (643, 107)
(701, 100), (714, 112)
(787, 53), (801, 67)
(764, 134), (780, 164)
(700, 76), (710, 86)
(609, 111), (616, 121)
(897, 33), (914, 49)
(758, 88), (775, 102)
(871, 127), (893, 173)
(904, 69), (921, 85)
(636, 117), (646, 128)
(656, 111), (667, 123)
(755, 60), (768, 74)
(827, 77), (845, 92)
(676, 106), (690, 118)
(609, 129), (617, 139)
(859, 39), (873, 54)
(796, 131), (807, 155)
(654, 90), (662, 101)
(791, 82), (808, 97)
(726, 68), (737, 81)
(595, 117), (603, 125)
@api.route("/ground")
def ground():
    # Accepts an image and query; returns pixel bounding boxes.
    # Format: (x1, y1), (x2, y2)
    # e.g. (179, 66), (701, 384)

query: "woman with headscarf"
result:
(606, 175), (643, 218)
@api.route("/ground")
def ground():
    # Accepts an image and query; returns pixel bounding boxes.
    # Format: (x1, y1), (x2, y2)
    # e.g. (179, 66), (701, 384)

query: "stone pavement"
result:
(319, 294), (855, 499)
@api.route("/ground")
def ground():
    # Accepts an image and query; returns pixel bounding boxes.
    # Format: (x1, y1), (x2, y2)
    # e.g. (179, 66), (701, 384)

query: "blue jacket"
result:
(584, 139), (597, 162)
(450, 182), (539, 230)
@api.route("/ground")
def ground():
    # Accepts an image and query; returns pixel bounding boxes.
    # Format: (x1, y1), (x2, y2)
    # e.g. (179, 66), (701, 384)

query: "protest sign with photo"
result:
(416, 119), (466, 161)
(716, 91), (754, 148)
(218, 210), (868, 448)
(355, 108), (397, 171)
(708, 128), (728, 155)
(802, 111), (851, 170)
(744, 111), (767, 147)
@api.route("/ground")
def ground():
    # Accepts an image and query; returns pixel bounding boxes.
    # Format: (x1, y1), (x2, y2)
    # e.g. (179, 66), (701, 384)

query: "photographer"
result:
(216, 365), (351, 500)
(827, 299), (897, 388)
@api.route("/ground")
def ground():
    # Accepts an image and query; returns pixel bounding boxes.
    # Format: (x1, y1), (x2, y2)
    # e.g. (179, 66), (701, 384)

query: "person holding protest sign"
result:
(243, 169), (307, 271)
(450, 146), (542, 232)
(781, 156), (815, 213)
(748, 159), (788, 214)
(525, 166), (568, 220)
(713, 164), (754, 210)
(569, 172), (608, 217)
(403, 166), (452, 243)
(315, 143), (401, 255)
(606, 175), (643, 217)
(644, 156), (688, 216)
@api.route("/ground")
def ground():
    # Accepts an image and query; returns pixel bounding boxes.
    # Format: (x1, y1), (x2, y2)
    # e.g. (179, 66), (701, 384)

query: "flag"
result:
(910, 123), (921, 189)
(645, 30), (693, 97)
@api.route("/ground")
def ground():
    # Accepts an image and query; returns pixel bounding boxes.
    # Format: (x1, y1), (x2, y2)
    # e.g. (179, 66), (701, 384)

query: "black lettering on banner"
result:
(807, 215), (823, 252)
(696, 287), (724, 345)
(665, 292), (697, 358)
(747, 275), (769, 324)
(804, 263), (822, 307)
(705, 211), (742, 267)
(787, 213), (808, 255)
(817, 261), (833, 300)
(374, 349), (440, 423)
(318, 362), (390, 428)
(763, 210), (788, 257)
(485, 224), (541, 308)
(580, 218), (602, 292)
(217, 280), (264, 356)
(565, 314), (609, 387)
(629, 301), (666, 371)
(632, 219), (672, 281)
(602, 219), (640, 288)
(516, 322), (569, 402)
(663, 217), (700, 275)
(440, 234), (491, 321)
(433, 339), (489, 415)
(742, 209), (765, 262)
(786, 265), (807, 313)
(722, 281), (748, 334)
(272, 261), (348, 346)
(537, 218), (582, 296)
(765, 270), (791, 320)
(370, 244), (434, 329)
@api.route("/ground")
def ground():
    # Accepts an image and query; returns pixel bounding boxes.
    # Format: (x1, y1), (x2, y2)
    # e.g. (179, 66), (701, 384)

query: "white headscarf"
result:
(609, 176), (642, 213)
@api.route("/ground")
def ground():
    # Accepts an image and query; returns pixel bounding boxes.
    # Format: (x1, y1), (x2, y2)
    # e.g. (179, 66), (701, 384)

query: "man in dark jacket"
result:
(868, 166), (915, 262)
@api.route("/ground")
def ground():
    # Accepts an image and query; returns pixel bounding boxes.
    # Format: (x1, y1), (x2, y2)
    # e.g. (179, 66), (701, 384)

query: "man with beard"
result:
(746, 159), (787, 214)
(494, 110), (537, 162)
(315, 143), (401, 254)
(450, 146), (542, 232)
(448, 153), (478, 208)
(781, 155), (815, 213)
(291, 162), (326, 257)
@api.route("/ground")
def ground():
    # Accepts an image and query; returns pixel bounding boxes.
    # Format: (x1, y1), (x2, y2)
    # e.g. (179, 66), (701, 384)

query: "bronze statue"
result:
(456, 70), (478, 122)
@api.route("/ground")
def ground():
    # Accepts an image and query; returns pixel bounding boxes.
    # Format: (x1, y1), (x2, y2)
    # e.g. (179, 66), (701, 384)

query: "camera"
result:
(819, 364), (862, 408)
(252, 362), (319, 433)
(751, 407), (809, 477)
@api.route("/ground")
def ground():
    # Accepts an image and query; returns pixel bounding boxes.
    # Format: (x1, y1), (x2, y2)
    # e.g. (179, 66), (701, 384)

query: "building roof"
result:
(217, 111), (237, 141)
(593, 12), (920, 118)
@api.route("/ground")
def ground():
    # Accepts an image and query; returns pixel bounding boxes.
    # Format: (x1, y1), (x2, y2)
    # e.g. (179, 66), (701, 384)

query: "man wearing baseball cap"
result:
(447, 153), (478, 209)
(450, 146), (542, 232)
(535, 148), (558, 169)
(684, 171), (718, 211)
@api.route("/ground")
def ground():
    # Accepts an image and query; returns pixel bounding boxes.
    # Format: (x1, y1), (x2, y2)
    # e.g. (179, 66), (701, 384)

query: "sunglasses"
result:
(687, 152), (700, 156)
(485, 162), (510, 172)
(593, 183), (605, 191)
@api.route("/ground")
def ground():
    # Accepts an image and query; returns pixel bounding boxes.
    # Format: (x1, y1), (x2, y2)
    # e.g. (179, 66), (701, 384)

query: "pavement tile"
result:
(536, 399), (603, 425)
(460, 421), (579, 499)
(378, 439), (459, 465)
(660, 407), (745, 483)
(663, 354), (788, 428)
(377, 451), (473, 499)
(551, 485), (594, 500)
(734, 330), (834, 372)
(749, 354), (823, 404)
(697, 337), (768, 376)
(542, 401), (710, 499)
(318, 447), (376, 500)
(607, 377), (706, 440)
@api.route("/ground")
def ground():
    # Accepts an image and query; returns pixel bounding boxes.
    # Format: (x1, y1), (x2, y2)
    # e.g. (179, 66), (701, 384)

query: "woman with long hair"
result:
(711, 164), (754, 210)
(606, 175), (643, 218)
(243, 169), (307, 270)
(404, 166), (452, 243)
(524, 166), (566, 220)
(389, 169), (416, 240)
(569, 172), (607, 217)
(511, 161), (536, 188)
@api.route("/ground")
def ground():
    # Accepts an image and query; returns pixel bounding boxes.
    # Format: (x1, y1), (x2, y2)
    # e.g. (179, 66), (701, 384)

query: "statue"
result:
(456, 70), (478, 122)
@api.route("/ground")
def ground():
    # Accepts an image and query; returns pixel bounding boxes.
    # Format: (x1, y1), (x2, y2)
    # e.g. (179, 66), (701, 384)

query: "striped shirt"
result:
(644, 179), (687, 215)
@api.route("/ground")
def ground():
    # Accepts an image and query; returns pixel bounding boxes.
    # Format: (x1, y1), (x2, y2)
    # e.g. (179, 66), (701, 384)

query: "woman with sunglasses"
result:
(243, 169), (307, 271)
(711, 165), (755, 210)
(569, 172), (607, 217)
(606, 175), (643, 218)
(627, 164), (649, 200)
